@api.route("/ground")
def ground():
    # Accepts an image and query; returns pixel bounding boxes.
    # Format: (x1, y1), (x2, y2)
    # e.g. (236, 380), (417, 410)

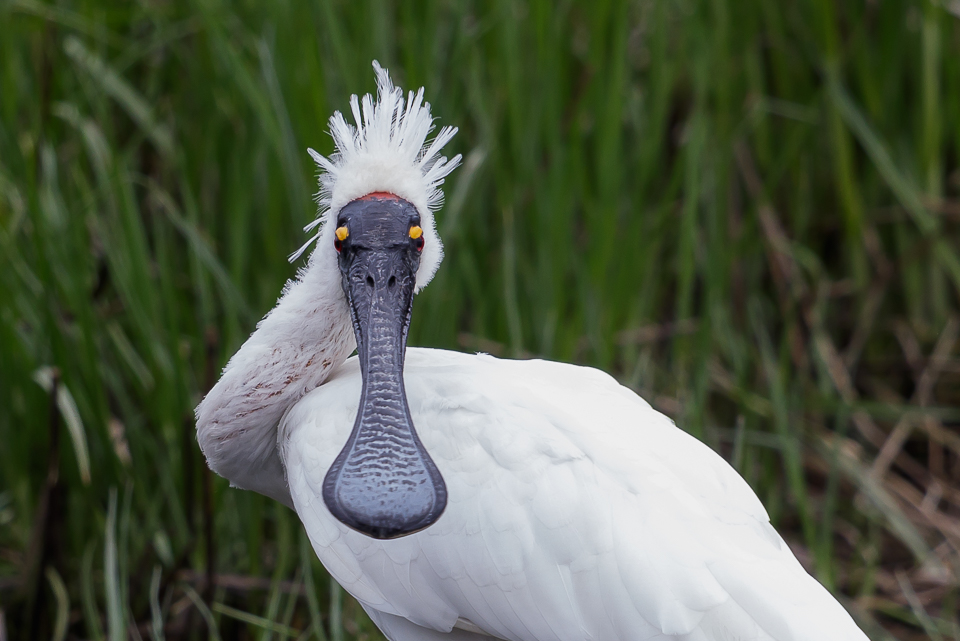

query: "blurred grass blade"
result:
(51, 101), (115, 195)
(279, 571), (301, 634)
(183, 586), (223, 641)
(149, 565), (164, 641)
(829, 78), (960, 291)
(212, 603), (301, 638)
(820, 436), (932, 562)
(152, 530), (175, 568)
(81, 541), (105, 641)
(896, 570), (944, 641)
(440, 147), (487, 240)
(44, 566), (69, 641)
(63, 35), (174, 157)
(257, 38), (307, 223)
(299, 532), (328, 641)
(259, 509), (295, 641)
(104, 488), (124, 641)
(8, 0), (120, 44)
(32, 367), (91, 485)
(149, 182), (254, 322)
(828, 79), (934, 232)
(749, 301), (814, 545)
(106, 322), (155, 391)
(329, 577), (344, 641)
(501, 206), (523, 357)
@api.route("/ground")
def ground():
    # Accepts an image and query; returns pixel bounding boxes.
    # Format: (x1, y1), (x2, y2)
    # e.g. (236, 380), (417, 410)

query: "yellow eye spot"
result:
(335, 226), (349, 241)
(409, 226), (423, 239)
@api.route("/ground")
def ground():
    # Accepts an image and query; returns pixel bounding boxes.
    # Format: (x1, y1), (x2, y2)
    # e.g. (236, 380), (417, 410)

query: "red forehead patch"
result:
(357, 191), (401, 201)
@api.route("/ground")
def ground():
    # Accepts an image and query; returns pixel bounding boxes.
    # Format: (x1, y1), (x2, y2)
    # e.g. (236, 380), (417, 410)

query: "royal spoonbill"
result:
(196, 62), (871, 640)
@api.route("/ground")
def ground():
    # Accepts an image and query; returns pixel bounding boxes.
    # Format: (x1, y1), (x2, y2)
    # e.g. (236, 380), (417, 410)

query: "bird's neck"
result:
(195, 252), (355, 505)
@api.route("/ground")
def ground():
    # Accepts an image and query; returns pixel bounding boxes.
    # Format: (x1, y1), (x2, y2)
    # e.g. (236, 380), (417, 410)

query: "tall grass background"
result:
(1, 1), (960, 639)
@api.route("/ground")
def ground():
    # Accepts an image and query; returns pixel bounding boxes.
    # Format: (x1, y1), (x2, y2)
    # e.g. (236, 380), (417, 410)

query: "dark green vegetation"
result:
(2, 0), (959, 639)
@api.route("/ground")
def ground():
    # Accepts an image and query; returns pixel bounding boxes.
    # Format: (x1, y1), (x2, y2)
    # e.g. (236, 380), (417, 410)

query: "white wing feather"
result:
(281, 349), (868, 641)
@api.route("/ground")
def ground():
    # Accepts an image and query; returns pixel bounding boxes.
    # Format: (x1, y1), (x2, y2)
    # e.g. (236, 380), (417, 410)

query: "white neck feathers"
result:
(195, 263), (354, 506)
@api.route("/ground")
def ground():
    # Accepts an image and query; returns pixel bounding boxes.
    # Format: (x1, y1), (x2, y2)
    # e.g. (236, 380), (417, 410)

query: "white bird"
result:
(197, 62), (870, 641)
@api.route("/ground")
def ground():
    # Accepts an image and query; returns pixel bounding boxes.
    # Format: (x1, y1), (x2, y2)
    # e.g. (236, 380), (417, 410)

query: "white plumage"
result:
(197, 63), (870, 641)
(281, 350), (867, 640)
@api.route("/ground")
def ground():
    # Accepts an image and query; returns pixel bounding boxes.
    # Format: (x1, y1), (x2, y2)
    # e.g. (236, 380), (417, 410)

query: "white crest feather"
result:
(291, 61), (461, 277)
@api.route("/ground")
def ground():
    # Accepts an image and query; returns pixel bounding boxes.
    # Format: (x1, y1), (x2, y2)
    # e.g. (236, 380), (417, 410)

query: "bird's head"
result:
(293, 61), (457, 291)
(294, 62), (460, 539)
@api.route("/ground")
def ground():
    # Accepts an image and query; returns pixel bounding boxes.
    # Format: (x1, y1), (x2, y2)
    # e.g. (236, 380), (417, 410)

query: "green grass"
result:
(1, 1), (959, 639)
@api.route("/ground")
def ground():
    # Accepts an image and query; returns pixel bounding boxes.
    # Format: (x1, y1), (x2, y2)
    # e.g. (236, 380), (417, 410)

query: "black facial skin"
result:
(321, 195), (447, 539)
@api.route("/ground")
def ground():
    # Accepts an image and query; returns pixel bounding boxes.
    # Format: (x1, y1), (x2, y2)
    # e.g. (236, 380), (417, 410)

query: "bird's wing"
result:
(282, 349), (868, 641)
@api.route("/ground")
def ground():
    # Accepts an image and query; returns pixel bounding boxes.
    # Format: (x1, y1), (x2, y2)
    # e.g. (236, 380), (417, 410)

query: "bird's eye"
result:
(409, 226), (424, 251)
(335, 226), (348, 252)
